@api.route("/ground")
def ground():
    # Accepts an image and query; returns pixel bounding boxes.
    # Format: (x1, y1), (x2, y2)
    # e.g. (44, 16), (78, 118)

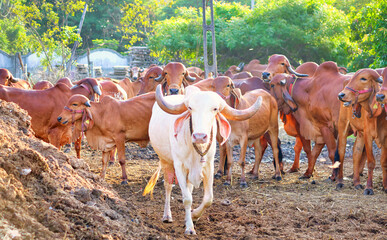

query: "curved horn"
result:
(84, 101), (91, 107)
(221, 96), (262, 121)
(154, 74), (163, 82)
(85, 78), (102, 96)
(287, 65), (308, 77)
(9, 77), (19, 83)
(155, 85), (187, 115)
(185, 72), (196, 82)
(237, 62), (245, 72)
(376, 76), (383, 84)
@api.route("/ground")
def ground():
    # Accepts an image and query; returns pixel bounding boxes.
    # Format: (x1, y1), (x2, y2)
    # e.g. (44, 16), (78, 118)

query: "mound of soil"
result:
(0, 100), (154, 239)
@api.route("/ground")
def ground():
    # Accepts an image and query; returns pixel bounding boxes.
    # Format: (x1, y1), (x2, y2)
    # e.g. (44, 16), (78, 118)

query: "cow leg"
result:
(249, 137), (268, 175)
(116, 138), (128, 184)
(100, 151), (110, 179)
(381, 147), (387, 193)
(162, 162), (175, 223)
(109, 148), (117, 166)
(215, 143), (227, 179)
(321, 127), (339, 181)
(352, 136), (365, 189)
(289, 136), (302, 173)
(336, 116), (351, 189)
(251, 139), (263, 179)
(301, 143), (324, 179)
(237, 135), (249, 187)
(363, 131), (375, 195)
(224, 142), (234, 185)
(192, 161), (214, 221)
(268, 129), (281, 181)
(74, 136), (82, 159)
(174, 161), (195, 235)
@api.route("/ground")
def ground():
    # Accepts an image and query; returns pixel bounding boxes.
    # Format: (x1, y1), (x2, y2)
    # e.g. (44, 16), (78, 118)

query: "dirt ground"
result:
(0, 100), (386, 239)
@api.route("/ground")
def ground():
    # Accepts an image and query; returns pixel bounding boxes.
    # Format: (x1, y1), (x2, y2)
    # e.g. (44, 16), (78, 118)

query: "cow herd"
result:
(0, 54), (386, 235)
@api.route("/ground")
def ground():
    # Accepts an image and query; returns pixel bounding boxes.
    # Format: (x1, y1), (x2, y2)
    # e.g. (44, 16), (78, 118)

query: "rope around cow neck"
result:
(189, 116), (213, 163)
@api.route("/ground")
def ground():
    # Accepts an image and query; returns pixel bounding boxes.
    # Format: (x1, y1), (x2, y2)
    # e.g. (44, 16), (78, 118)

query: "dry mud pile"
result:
(0, 100), (156, 239)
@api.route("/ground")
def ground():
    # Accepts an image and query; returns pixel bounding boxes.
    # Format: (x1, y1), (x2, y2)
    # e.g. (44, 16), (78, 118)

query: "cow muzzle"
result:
(57, 116), (68, 125)
(338, 92), (351, 106)
(376, 93), (385, 103)
(192, 133), (208, 144)
(262, 72), (271, 82)
(169, 88), (179, 95)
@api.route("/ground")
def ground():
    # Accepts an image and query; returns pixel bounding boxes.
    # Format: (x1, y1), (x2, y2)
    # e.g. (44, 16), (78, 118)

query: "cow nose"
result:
(133, 76), (137, 81)
(192, 133), (208, 144)
(262, 72), (270, 80)
(376, 93), (385, 102)
(338, 92), (346, 101)
(170, 88), (179, 95)
(57, 116), (62, 122)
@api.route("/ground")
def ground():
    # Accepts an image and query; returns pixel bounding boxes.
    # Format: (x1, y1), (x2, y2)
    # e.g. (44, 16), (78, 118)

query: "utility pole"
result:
(202, 0), (217, 78)
(66, 3), (87, 75)
(251, 0), (255, 10)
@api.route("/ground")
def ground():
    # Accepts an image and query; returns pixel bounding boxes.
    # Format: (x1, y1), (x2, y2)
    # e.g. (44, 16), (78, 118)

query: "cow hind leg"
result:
(268, 129), (281, 181)
(381, 147), (387, 193)
(100, 151), (110, 179)
(116, 139), (128, 184)
(215, 144), (227, 179)
(237, 135), (249, 187)
(224, 143), (234, 186)
(363, 133), (375, 195)
(108, 148), (117, 166)
(249, 137), (268, 175)
(251, 139), (263, 180)
(162, 166), (174, 223)
(301, 143), (324, 179)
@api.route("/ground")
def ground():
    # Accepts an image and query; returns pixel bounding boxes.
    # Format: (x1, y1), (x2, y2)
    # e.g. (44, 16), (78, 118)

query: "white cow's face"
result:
(187, 92), (221, 144)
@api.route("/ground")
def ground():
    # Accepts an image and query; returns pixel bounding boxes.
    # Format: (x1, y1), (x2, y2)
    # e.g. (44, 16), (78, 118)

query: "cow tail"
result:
(143, 162), (162, 199)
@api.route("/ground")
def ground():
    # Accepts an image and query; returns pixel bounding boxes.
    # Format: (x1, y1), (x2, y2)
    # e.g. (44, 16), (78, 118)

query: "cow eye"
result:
(213, 108), (218, 111)
(271, 84), (275, 88)
(226, 84), (230, 87)
(72, 104), (77, 106)
(149, 76), (153, 79)
(281, 63), (285, 66)
(360, 77), (367, 81)
(188, 106), (192, 110)
(182, 73), (185, 75)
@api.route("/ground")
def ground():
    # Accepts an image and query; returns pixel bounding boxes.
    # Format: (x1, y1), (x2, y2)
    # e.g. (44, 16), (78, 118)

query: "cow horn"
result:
(221, 96), (262, 121)
(237, 62), (245, 72)
(376, 76), (383, 84)
(287, 65), (308, 77)
(155, 85), (187, 114)
(9, 77), (19, 83)
(140, 68), (144, 72)
(84, 101), (91, 107)
(185, 72), (196, 82)
(155, 74), (163, 82)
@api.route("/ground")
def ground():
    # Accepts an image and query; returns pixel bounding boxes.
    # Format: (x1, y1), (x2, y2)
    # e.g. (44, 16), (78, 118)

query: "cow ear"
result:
(369, 97), (383, 118)
(231, 88), (242, 108)
(173, 111), (190, 137)
(84, 108), (94, 129)
(216, 113), (231, 145)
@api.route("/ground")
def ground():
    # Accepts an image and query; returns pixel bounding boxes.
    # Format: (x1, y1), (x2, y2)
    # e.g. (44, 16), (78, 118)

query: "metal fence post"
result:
(202, 0), (217, 78)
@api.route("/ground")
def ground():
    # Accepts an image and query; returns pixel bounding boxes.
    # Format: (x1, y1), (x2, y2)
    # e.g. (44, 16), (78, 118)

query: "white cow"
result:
(143, 84), (262, 235)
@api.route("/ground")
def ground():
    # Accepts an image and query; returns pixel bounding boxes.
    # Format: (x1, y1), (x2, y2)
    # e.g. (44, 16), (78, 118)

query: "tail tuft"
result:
(143, 163), (162, 199)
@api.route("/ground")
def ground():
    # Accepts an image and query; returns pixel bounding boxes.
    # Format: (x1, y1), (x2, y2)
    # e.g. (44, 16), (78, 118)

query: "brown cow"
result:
(128, 66), (144, 81)
(0, 68), (31, 89)
(154, 62), (196, 95)
(0, 78), (102, 154)
(223, 70), (253, 80)
(187, 66), (205, 78)
(269, 61), (349, 179)
(261, 54), (309, 81)
(57, 93), (156, 184)
(137, 66), (164, 95)
(194, 76), (284, 183)
(336, 68), (384, 194)
(33, 80), (54, 90)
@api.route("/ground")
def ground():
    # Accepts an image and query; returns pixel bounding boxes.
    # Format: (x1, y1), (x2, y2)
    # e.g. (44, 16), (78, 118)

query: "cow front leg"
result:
(352, 136), (365, 189)
(215, 143), (226, 179)
(192, 161), (214, 221)
(224, 142), (234, 185)
(251, 139), (263, 179)
(116, 137), (128, 184)
(289, 136), (302, 172)
(336, 115), (350, 189)
(238, 135), (249, 187)
(74, 136), (82, 159)
(301, 143), (324, 179)
(174, 162), (195, 235)
(100, 151), (110, 179)
(363, 131), (375, 195)
(381, 147), (387, 193)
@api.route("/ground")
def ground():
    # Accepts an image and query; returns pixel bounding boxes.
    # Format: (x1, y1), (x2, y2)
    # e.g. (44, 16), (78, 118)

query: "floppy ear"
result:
(173, 111), (190, 137)
(216, 113), (231, 145)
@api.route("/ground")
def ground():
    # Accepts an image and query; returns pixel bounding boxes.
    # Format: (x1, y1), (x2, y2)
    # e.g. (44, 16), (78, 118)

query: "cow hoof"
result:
(120, 180), (128, 185)
(336, 183), (344, 190)
(240, 182), (248, 188)
(281, 170), (286, 175)
(184, 228), (196, 235)
(323, 177), (334, 183)
(108, 161), (114, 167)
(275, 176), (282, 181)
(251, 175), (259, 180)
(224, 181), (231, 186)
(363, 189), (374, 195)
(299, 175), (311, 180)
(288, 168), (300, 173)
(214, 173), (222, 179)
(162, 216), (173, 223)
(354, 184), (364, 190)
(384, 188), (387, 194)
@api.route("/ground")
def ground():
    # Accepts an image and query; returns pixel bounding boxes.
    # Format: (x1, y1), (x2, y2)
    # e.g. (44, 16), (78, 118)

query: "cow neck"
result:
(189, 116), (213, 163)
(345, 85), (375, 118)
(64, 106), (92, 134)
